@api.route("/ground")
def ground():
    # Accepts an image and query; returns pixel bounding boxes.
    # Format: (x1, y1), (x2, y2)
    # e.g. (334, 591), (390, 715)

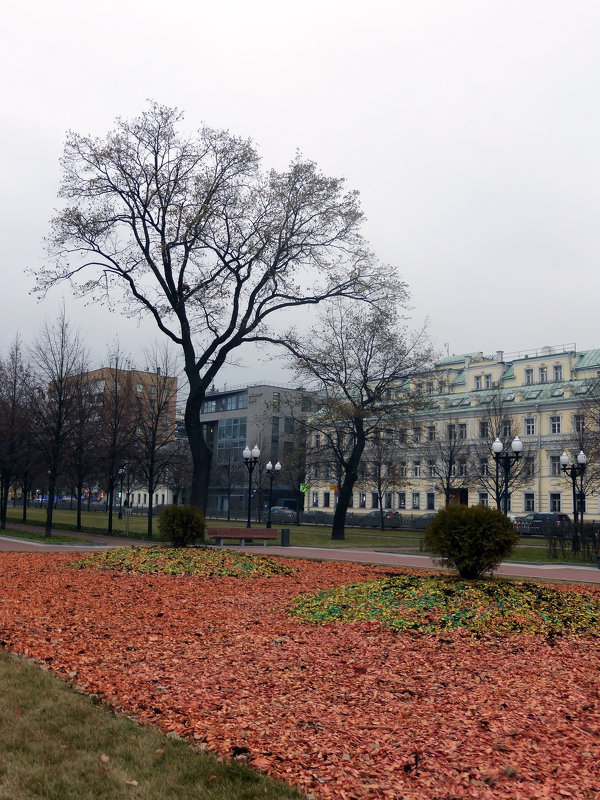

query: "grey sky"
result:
(2, 1), (599, 384)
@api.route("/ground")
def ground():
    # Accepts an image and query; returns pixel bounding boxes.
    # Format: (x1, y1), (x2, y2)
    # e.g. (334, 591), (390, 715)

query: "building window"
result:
(553, 365), (563, 381)
(550, 456), (561, 476)
(474, 376), (482, 391)
(485, 374), (492, 389)
(413, 460), (421, 477)
(501, 420), (512, 439)
(284, 417), (294, 433)
(398, 461), (407, 477)
(398, 428), (407, 444)
(550, 416), (561, 434)
(574, 414), (585, 433)
(539, 366), (548, 383)
(524, 456), (535, 477)
(371, 492), (378, 508)
(525, 368), (534, 384)
(525, 417), (535, 436)
(479, 492), (488, 506)
(426, 381), (434, 395)
(323, 492), (330, 508)
(524, 492), (535, 512)
(426, 492), (435, 510)
(479, 459), (490, 477)
(397, 492), (406, 509)
(550, 493), (561, 512)
(312, 491), (319, 508)
(479, 421), (490, 439)
(314, 434), (321, 447)
(136, 383), (143, 393)
(358, 492), (367, 509)
(412, 492), (420, 510)
(413, 426), (421, 443)
(458, 459), (468, 477)
(427, 425), (436, 442)
(272, 392), (281, 411)
(384, 492), (393, 509)
(301, 395), (312, 412)
(459, 423), (467, 440)
(447, 424), (456, 440)
(427, 460), (436, 478)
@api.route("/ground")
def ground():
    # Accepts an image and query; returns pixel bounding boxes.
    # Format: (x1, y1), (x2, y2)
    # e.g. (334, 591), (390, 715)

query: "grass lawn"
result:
(5, 507), (597, 565)
(0, 649), (303, 799)
(1, 549), (600, 799)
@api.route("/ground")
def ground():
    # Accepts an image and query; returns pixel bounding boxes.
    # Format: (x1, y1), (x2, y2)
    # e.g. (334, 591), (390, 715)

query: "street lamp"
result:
(560, 450), (587, 553)
(117, 467), (127, 520)
(265, 460), (282, 528)
(491, 436), (523, 515)
(243, 444), (261, 528)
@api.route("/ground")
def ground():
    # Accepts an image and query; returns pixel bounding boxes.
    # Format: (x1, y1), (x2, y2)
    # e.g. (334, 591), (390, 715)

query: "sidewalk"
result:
(1, 525), (600, 583)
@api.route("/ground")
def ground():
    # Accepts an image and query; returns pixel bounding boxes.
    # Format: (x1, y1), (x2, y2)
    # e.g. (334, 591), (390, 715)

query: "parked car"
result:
(513, 512), (571, 535)
(269, 506), (295, 522)
(363, 510), (401, 528)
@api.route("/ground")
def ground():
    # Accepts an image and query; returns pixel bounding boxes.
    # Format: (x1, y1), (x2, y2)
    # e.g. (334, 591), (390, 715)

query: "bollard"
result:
(281, 528), (290, 547)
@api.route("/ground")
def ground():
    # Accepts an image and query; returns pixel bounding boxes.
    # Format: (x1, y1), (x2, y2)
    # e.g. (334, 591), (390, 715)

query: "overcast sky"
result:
(2, 0), (599, 386)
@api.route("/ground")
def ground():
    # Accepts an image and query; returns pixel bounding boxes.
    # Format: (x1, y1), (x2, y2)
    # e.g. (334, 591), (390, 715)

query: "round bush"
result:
(158, 504), (206, 547)
(423, 504), (518, 579)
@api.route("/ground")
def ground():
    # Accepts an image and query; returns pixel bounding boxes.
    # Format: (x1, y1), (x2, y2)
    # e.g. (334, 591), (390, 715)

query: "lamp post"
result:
(491, 436), (523, 515)
(243, 444), (260, 528)
(560, 450), (587, 553)
(117, 467), (127, 520)
(265, 460), (282, 528)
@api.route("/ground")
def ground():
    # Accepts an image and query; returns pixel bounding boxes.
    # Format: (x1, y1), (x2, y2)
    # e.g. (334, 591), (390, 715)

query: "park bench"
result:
(207, 526), (280, 547)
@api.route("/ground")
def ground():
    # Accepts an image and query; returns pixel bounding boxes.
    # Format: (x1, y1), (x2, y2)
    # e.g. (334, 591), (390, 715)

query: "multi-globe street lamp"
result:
(491, 436), (523, 515)
(560, 450), (587, 553)
(265, 460), (282, 528)
(243, 444), (261, 529)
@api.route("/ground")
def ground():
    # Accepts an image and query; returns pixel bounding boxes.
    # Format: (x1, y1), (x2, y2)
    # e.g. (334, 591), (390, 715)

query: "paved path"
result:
(1, 524), (599, 583)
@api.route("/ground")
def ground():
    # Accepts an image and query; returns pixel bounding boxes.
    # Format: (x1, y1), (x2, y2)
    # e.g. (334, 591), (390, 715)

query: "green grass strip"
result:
(0, 650), (304, 799)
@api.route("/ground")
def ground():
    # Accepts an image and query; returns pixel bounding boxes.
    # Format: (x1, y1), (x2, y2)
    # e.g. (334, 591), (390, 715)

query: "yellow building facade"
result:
(307, 344), (600, 521)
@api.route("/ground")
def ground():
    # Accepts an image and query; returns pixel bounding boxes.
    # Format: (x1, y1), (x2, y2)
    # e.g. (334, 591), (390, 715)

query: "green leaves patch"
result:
(71, 546), (295, 578)
(288, 573), (600, 636)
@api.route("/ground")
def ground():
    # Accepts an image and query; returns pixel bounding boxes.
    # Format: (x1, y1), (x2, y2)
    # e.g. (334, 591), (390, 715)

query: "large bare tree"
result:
(29, 312), (89, 537)
(286, 301), (433, 539)
(37, 102), (399, 513)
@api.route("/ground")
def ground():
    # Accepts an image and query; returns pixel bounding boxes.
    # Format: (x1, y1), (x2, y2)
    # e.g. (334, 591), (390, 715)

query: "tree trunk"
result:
(331, 431), (365, 540)
(76, 481), (83, 531)
(107, 479), (114, 534)
(185, 390), (212, 515)
(45, 473), (56, 537)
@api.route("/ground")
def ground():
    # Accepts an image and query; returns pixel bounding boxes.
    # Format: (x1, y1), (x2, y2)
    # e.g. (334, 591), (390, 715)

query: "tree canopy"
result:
(37, 102), (400, 510)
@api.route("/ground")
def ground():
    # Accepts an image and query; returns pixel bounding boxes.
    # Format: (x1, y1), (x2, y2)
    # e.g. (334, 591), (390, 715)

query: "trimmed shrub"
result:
(158, 505), (206, 547)
(423, 504), (518, 579)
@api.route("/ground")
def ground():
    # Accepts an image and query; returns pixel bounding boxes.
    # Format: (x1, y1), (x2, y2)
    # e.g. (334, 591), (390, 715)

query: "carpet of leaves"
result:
(1, 550), (600, 800)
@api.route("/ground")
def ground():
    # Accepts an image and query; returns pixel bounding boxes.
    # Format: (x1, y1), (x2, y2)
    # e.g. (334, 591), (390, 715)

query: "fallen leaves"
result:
(1, 551), (600, 799)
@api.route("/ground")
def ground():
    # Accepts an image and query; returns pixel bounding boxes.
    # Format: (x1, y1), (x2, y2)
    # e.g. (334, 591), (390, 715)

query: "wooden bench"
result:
(207, 526), (280, 547)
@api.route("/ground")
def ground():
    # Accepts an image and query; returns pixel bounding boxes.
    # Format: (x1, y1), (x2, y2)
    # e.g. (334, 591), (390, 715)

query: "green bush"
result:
(158, 505), (206, 547)
(423, 504), (518, 579)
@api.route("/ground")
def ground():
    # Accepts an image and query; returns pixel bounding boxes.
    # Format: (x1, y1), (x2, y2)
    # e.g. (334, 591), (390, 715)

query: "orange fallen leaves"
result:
(1, 552), (600, 799)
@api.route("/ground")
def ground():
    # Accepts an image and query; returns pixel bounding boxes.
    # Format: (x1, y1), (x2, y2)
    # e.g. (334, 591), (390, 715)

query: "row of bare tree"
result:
(0, 313), (191, 538)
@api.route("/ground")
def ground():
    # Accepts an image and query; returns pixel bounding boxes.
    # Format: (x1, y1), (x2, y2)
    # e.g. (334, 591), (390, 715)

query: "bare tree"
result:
(420, 417), (474, 508)
(0, 338), (34, 529)
(357, 430), (404, 529)
(29, 312), (89, 537)
(286, 301), (433, 539)
(37, 102), (400, 514)
(93, 351), (137, 534)
(472, 391), (534, 511)
(132, 345), (179, 537)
